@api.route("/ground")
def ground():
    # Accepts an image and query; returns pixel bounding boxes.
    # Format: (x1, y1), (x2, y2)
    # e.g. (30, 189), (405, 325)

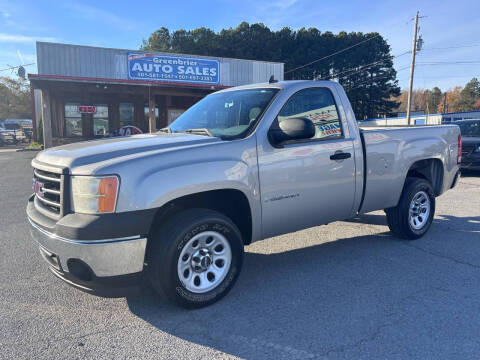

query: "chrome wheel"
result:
(409, 191), (431, 230)
(177, 231), (232, 293)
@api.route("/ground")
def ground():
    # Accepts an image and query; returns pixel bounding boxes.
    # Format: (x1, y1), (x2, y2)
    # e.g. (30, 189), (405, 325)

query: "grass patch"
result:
(26, 141), (43, 150)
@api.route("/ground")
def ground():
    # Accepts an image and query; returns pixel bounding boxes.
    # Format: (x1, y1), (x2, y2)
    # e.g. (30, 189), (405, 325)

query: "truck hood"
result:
(35, 133), (221, 171)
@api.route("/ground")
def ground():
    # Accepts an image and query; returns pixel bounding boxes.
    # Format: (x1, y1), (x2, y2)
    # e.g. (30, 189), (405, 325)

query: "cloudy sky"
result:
(0, 0), (479, 90)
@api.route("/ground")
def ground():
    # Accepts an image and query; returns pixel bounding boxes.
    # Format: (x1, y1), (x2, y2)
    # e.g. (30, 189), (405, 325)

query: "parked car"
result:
(456, 119), (480, 171)
(26, 80), (461, 308)
(0, 122), (25, 145)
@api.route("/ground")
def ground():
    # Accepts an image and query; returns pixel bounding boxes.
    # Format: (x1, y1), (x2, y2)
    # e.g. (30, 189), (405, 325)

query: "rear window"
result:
(458, 121), (480, 137)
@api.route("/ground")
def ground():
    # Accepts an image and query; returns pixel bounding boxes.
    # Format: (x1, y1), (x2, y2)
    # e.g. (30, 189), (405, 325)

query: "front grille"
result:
(33, 167), (63, 216)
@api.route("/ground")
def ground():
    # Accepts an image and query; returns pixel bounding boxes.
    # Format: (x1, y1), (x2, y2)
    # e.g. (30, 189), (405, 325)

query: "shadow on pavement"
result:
(125, 213), (480, 358)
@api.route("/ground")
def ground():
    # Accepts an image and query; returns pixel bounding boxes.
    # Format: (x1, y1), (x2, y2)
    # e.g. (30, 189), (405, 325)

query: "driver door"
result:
(257, 86), (357, 238)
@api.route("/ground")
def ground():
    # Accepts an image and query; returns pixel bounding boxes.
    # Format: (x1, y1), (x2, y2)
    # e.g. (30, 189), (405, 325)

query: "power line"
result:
(320, 58), (390, 80)
(285, 33), (382, 74)
(421, 44), (480, 51)
(320, 50), (411, 81)
(0, 63), (35, 72)
(417, 60), (480, 65)
(344, 66), (410, 90)
(412, 74), (480, 79)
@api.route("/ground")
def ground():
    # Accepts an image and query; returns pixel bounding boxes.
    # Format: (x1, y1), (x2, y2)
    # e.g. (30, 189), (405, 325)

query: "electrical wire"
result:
(0, 63), (35, 72)
(417, 61), (480, 65)
(319, 50), (411, 81)
(421, 44), (480, 51)
(285, 33), (383, 74)
(343, 66), (410, 90)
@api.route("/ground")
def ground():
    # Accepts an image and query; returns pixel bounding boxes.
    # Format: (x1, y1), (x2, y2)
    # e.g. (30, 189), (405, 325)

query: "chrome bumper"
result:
(28, 217), (147, 277)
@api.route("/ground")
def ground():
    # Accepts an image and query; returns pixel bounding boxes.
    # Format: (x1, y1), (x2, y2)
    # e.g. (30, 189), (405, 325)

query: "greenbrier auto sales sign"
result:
(127, 53), (219, 84)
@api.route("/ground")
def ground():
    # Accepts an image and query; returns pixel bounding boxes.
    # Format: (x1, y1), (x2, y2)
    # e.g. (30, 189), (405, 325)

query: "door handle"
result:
(330, 152), (351, 160)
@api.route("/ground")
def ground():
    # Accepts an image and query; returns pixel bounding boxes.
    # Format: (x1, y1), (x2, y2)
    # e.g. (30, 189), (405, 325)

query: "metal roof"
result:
(34, 42), (284, 88)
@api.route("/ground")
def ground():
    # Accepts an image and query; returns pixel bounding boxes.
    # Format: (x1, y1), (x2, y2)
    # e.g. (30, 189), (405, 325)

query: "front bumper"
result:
(28, 217), (147, 277)
(27, 196), (152, 295)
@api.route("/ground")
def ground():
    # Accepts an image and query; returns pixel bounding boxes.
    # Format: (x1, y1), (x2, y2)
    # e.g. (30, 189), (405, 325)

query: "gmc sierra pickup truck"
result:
(27, 80), (461, 308)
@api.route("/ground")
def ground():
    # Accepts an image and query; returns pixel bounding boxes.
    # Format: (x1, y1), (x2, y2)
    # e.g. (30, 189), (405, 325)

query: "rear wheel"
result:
(386, 178), (435, 240)
(148, 208), (244, 308)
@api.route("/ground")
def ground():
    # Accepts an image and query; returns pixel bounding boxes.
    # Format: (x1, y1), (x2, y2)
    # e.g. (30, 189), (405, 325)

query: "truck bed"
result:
(358, 125), (460, 214)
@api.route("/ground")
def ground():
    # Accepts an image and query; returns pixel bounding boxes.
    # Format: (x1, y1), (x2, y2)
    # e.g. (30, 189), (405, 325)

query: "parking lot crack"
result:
(402, 243), (480, 270)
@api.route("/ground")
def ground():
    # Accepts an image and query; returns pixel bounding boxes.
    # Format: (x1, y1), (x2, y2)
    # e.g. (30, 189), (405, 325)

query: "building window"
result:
(93, 105), (109, 136)
(119, 103), (134, 128)
(65, 103), (82, 137)
(168, 108), (184, 125)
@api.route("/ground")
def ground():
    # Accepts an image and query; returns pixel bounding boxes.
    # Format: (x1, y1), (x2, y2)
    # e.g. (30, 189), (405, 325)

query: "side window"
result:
(278, 87), (343, 140)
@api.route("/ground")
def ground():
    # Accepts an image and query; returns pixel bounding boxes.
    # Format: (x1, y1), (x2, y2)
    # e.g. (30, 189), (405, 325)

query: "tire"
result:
(148, 208), (244, 308)
(385, 177), (435, 240)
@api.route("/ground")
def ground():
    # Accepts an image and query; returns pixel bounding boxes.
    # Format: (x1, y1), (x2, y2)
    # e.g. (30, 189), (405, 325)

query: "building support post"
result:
(41, 89), (53, 148)
(148, 91), (156, 133)
(30, 84), (37, 142)
(406, 11), (419, 126)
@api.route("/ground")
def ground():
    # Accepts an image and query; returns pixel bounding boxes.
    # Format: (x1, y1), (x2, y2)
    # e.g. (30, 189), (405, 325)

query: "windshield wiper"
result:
(158, 127), (171, 133)
(181, 128), (215, 137)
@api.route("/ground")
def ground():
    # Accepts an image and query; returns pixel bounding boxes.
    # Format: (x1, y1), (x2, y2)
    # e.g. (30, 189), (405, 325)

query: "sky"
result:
(0, 0), (479, 91)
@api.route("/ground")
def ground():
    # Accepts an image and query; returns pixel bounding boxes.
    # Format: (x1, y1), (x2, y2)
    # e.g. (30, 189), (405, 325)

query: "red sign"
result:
(32, 178), (45, 198)
(78, 105), (97, 114)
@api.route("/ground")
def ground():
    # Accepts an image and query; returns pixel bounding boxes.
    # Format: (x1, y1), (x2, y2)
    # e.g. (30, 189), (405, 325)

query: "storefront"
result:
(29, 42), (284, 147)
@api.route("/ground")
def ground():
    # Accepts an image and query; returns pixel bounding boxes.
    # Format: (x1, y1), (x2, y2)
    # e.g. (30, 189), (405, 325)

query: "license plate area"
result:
(39, 246), (62, 272)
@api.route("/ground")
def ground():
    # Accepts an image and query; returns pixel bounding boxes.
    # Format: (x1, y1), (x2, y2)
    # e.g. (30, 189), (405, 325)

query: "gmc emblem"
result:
(33, 178), (45, 198)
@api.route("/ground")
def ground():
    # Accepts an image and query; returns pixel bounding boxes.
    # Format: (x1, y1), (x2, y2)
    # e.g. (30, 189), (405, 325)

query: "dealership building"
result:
(29, 42), (284, 147)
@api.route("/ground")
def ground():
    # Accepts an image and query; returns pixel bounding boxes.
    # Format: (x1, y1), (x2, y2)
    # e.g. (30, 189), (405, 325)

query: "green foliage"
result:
(141, 23), (400, 120)
(394, 78), (480, 114)
(458, 78), (480, 111)
(428, 87), (442, 112)
(0, 77), (31, 119)
(38, 117), (43, 145)
(26, 141), (43, 149)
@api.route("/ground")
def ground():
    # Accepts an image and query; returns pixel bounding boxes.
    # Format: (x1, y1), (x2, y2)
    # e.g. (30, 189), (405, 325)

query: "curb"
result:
(16, 148), (42, 152)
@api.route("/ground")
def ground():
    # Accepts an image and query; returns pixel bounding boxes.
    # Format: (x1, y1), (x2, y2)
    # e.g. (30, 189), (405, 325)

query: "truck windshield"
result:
(457, 121), (480, 137)
(168, 88), (279, 139)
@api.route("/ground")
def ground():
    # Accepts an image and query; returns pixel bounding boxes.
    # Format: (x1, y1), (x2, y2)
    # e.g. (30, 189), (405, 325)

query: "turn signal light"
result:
(98, 177), (118, 213)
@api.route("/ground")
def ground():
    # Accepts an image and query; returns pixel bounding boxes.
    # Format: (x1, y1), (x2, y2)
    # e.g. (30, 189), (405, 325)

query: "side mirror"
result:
(269, 117), (315, 144)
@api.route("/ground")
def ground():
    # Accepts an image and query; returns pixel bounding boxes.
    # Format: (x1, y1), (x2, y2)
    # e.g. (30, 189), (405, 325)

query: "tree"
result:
(474, 98), (480, 111)
(458, 78), (480, 111)
(141, 23), (400, 120)
(428, 87), (442, 113)
(0, 77), (32, 119)
(437, 86), (462, 113)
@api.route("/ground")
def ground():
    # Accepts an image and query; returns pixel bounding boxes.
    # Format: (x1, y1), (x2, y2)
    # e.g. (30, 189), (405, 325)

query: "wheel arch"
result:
(405, 158), (444, 196)
(146, 188), (253, 253)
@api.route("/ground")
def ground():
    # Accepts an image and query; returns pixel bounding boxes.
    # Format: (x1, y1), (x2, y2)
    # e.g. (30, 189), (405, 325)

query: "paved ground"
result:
(1, 151), (479, 359)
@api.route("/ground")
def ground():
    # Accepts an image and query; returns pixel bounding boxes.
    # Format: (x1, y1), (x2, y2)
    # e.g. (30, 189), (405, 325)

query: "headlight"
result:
(474, 145), (480, 153)
(71, 176), (119, 214)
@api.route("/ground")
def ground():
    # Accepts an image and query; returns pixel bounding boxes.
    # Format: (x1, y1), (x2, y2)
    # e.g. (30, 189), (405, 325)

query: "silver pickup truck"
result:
(27, 80), (461, 308)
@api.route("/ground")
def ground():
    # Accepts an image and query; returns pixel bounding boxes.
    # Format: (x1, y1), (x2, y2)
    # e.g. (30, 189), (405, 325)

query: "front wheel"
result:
(148, 208), (244, 308)
(386, 178), (436, 240)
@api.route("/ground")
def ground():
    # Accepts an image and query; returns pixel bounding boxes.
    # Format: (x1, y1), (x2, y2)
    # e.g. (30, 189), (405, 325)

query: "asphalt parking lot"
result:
(1, 151), (479, 359)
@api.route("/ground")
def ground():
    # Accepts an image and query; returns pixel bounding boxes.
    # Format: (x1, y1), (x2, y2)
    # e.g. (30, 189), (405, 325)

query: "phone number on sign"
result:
(133, 72), (215, 82)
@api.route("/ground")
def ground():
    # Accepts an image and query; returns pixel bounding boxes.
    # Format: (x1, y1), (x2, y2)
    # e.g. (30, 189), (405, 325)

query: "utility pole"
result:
(406, 11), (421, 125)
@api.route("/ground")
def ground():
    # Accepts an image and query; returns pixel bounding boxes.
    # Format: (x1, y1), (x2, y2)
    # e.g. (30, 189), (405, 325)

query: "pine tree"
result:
(141, 23), (400, 120)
